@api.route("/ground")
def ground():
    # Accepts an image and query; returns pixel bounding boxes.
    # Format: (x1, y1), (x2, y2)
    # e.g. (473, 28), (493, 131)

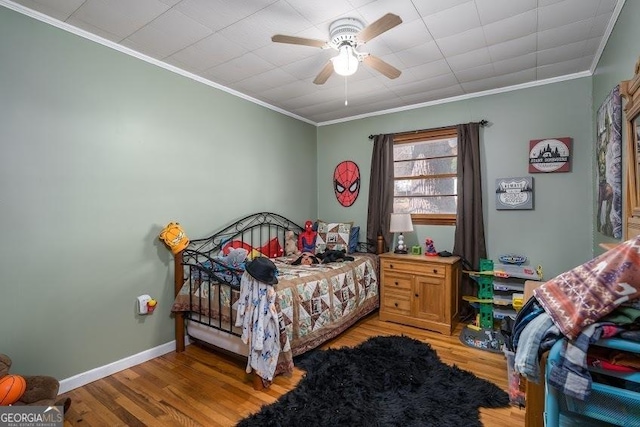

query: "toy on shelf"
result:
(459, 257), (543, 354)
(424, 238), (438, 256)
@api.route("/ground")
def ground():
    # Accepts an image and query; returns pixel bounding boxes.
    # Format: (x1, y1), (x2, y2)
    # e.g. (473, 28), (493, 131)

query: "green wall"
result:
(318, 79), (594, 281)
(0, 7), (316, 379)
(592, 0), (640, 249)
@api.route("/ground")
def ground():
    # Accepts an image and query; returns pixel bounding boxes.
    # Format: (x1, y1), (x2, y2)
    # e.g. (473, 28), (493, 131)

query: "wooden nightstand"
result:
(379, 252), (461, 335)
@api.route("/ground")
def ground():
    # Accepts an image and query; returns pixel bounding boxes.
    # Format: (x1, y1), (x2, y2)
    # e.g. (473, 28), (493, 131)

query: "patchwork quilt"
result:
(171, 253), (379, 356)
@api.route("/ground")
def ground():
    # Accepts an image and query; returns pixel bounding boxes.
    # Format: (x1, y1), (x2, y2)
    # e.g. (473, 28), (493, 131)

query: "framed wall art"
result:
(496, 177), (534, 210)
(528, 137), (571, 173)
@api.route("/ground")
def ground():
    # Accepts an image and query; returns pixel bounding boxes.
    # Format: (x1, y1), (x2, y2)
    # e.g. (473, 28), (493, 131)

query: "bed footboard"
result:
(172, 212), (304, 352)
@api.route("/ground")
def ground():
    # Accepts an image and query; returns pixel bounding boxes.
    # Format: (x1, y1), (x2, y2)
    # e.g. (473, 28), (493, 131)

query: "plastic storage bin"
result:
(545, 338), (640, 427)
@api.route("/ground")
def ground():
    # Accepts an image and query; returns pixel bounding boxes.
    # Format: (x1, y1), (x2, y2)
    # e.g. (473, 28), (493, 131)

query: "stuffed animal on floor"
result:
(284, 230), (300, 256)
(0, 353), (71, 413)
(291, 252), (320, 265)
(316, 249), (354, 264)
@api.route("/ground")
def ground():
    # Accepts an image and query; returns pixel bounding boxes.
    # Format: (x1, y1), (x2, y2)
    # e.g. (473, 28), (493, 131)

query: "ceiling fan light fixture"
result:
(332, 45), (358, 76)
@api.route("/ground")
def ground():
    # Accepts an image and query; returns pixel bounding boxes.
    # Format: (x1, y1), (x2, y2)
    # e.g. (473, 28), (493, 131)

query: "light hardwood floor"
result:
(60, 313), (526, 426)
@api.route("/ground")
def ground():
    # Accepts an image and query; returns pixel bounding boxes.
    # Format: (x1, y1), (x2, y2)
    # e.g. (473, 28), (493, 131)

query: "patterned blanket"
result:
(534, 235), (640, 339)
(171, 253), (379, 356)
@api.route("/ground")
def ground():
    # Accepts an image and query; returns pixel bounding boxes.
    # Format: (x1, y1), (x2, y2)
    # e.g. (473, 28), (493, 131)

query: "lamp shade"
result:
(332, 45), (359, 76)
(389, 213), (413, 233)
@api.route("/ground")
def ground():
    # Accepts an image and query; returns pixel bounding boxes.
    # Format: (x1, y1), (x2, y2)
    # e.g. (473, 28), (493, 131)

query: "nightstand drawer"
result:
(382, 259), (446, 277)
(383, 273), (412, 290)
(382, 290), (411, 315)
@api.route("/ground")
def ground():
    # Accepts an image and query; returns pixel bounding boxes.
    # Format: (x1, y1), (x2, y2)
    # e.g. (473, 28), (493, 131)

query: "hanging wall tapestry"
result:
(334, 160), (360, 207)
(596, 85), (622, 239)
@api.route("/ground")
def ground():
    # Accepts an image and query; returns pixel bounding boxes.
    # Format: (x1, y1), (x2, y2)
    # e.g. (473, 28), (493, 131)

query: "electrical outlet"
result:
(137, 294), (151, 315)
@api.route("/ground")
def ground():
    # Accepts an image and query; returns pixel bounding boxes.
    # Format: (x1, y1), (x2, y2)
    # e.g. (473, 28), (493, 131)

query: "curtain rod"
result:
(368, 119), (488, 139)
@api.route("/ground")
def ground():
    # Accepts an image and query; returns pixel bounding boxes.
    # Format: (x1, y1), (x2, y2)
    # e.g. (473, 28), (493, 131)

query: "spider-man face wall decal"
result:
(334, 161), (360, 207)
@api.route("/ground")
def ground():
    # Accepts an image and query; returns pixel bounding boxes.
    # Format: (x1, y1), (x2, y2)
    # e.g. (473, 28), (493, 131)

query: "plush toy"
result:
(159, 222), (189, 254)
(223, 247), (249, 267)
(0, 354), (70, 413)
(298, 220), (317, 253)
(316, 249), (354, 264)
(291, 252), (319, 266)
(285, 231), (300, 256)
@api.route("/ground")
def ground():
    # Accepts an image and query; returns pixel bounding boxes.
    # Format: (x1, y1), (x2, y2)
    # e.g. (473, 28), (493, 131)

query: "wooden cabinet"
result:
(621, 56), (640, 239)
(379, 252), (461, 335)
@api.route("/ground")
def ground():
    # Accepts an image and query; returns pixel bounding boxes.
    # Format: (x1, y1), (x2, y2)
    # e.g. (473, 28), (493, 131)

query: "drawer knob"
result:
(390, 264), (394, 269)
(415, 293), (419, 298)
(394, 302), (398, 307)
(433, 269), (437, 274)
(394, 281), (399, 286)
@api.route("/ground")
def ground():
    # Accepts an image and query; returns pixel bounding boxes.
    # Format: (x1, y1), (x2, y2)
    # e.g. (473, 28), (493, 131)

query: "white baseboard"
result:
(59, 337), (190, 394)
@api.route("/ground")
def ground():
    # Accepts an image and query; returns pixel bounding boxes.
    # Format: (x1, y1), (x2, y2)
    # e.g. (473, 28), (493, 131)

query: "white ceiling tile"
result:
(401, 84), (465, 104)
(454, 63), (495, 83)
(71, 0), (171, 40)
(158, 0), (180, 5)
(234, 68), (297, 93)
(583, 36), (603, 57)
(406, 59), (453, 80)
(395, 41), (444, 68)
(413, 0), (473, 16)
(381, 19), (432, 52)
(123, 9), (212, 58)
(283, 0), (354, 25)
(487, 34), (536, 62)
(589, 12), (613, 38)
(262, 81), (321, 106)
(66, 16), (122, 42)
(435, 27), (486, 58)
(482, 10), (537, 45)
(165, 33), (247, 72)
(203, 52), (275, 83)
(357, 0), (421, 25)
(492, 53), (536, 76)
(254, 42), (324, 68)
(475, 0), (537, 25)
(281, 54), (335, 80)
(174, 0), (278, 32)
(538, 19), (593, 51)
(422, 1), (481, 39)
(218, 1), (314, 51)
(391, 73), (460, 96)
(461, 68), (535, 93)
(12, 0), (85, 21)
(537, 56), (592, 79)
(597, 0), (618, 15)
(538, 0), (601, 31)
(447, 47), (492, 71)
(537, 40), (587, 67)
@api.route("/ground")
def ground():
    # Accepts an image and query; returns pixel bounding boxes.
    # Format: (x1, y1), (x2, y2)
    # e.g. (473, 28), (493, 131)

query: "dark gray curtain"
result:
(367, 134), (394, 253)
(454, 122), (487, 298)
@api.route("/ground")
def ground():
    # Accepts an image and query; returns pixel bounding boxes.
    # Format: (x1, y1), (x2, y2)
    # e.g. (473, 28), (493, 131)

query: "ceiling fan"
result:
(272, 13), (403, 85)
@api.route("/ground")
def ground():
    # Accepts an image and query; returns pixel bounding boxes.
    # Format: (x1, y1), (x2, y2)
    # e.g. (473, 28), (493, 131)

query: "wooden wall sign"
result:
(528, 137), (572, 173)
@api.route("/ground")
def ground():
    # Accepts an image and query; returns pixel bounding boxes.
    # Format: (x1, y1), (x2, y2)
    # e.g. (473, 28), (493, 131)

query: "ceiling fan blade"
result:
(271, 34), (327, 48)
(357, 13), (402, 43)
(363, 55), (401, 79)
(313, 61), (334, 85)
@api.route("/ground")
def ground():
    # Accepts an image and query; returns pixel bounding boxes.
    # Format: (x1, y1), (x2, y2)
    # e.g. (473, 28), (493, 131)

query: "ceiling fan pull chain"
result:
(344, 77), (348, 106)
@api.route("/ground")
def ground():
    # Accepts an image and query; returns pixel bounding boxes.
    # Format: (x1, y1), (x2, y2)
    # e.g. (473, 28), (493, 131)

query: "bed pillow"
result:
(348, 226), (360, 253)
(315, 220), (352, 253)
(533, 235), (640, 340)
(260, 237), (284, 258)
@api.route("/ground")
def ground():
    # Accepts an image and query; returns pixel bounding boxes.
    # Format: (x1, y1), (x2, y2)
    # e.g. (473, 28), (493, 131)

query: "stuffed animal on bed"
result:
(285, 231), (300, 256)
(316, 249), (354, 264)
(291, 252), (320, 265)
(298, 220), (317, 254)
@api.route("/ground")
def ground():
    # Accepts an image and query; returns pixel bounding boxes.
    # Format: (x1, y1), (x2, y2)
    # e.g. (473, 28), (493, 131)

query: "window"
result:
(393, 127), (458, 225)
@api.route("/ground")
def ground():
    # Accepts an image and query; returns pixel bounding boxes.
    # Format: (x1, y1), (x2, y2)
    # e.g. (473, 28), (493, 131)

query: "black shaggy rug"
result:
(237, 335), (509, 427)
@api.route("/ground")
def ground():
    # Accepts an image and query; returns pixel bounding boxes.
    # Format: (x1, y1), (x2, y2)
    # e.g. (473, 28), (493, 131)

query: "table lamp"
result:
(390, 213), (413, 254)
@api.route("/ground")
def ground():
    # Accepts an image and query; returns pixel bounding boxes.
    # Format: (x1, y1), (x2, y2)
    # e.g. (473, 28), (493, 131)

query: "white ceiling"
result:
(4, 0), (624, 125)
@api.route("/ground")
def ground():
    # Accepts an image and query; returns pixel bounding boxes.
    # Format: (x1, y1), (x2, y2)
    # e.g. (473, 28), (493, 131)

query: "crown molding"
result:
(590, 0), (626, 74)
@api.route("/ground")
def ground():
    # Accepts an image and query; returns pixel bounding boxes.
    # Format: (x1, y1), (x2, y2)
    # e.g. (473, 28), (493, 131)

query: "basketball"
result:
(0, 375), (26, 405)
